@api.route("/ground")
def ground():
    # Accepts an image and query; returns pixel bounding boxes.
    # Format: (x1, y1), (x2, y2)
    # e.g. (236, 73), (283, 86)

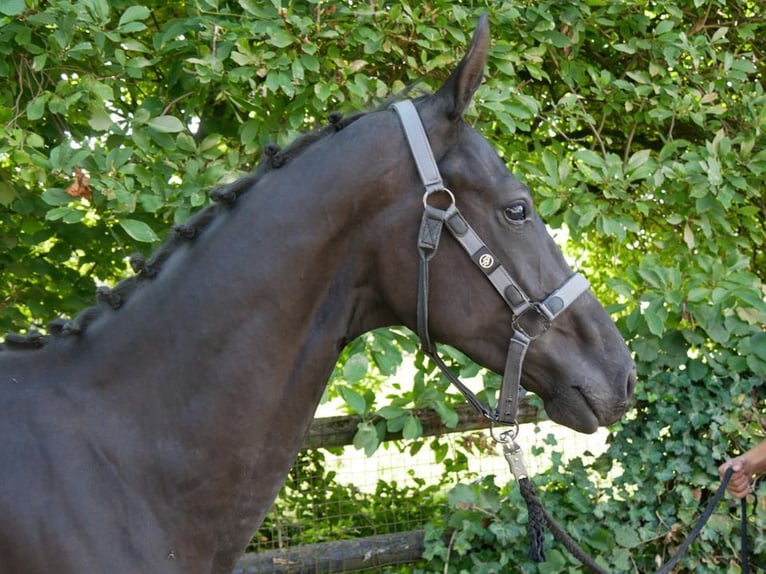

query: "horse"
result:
(0, 15), (635, 574)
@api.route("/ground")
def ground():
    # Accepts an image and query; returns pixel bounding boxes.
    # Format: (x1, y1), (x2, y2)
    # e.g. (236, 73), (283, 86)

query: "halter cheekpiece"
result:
(392, 100), (590, 425)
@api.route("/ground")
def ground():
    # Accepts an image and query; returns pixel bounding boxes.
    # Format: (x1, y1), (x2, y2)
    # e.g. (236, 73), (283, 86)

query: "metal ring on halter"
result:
(422, 187), (455, 209)
(490, 421), (520, 444)
(511, 302), (552, 340)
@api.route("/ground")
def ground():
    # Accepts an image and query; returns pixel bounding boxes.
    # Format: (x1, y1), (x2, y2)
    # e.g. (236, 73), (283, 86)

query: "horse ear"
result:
(435, 13), (489, 119)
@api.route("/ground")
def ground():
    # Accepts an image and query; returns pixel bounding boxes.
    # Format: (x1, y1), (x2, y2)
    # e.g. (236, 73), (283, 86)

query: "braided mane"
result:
(2, 110), (366, 351)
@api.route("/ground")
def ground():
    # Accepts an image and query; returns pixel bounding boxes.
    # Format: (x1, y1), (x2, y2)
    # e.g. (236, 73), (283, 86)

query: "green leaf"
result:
(118, 219), (159, 242)
(148, 115), (186, 133)
(339, 386), (367, 415)
(538, 30), (571, 48)
(447, 483), (477, 509)
(384, 414), (407, 433)
(46, 206), (84, 223)
(27, 95), (49, 121)
(433, 400), (459, 428)
(643, 297), (667, 337)
(240, 119), (260, 146)
(119, 21), (148, 34)
(88, 105), (113, 131)
(267, 28), (294, 48)
(402, 415), (423, 440)
(575, 149), (605, 169)
(41, 189), (73, 206)
(370, 335), (402, 375)
(0, 181), (15, 206)
(0, 0), (25, 16)
(352, 422), (379, 456)
(119, 5), (151, 27)
(314, 83), (332, 102)
(614, 526), (641, 549)
(377, 405), (407, 420)
(342, 353), (368, 383)
(625, 149), (653, 178)
(538, 196), (562, 218)
(749, 332), (766, 360)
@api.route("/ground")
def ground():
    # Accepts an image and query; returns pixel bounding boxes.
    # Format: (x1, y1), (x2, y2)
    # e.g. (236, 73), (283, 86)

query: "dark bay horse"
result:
(0, 16), (635, 574)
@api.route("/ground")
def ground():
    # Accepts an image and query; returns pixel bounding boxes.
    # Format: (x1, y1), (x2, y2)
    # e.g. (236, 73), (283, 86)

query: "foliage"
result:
(420, 454), (766, 574)
(326, 327), (494, 458)
(252, 448), (442, 552)
(2, 0), (765, 572)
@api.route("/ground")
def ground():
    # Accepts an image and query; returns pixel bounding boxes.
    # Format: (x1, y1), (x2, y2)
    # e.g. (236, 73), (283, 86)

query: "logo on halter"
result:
(478, 254), (495, 269)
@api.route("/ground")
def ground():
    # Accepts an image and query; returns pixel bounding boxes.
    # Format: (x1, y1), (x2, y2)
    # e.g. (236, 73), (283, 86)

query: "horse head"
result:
(377, 15), (635, 433)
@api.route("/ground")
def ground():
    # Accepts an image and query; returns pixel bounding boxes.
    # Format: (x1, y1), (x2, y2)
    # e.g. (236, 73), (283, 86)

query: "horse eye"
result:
(504, 202), (527, 222)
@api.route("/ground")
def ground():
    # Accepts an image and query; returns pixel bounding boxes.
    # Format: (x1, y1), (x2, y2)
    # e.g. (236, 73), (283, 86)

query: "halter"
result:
(392, 100), (590, 425)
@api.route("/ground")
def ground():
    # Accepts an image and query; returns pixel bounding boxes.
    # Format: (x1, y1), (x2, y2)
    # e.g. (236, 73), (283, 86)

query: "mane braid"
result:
(0, 110), (366, 352)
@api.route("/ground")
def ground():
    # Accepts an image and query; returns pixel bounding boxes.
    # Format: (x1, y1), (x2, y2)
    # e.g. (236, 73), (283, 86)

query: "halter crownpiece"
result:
(392, 99), (590, 425)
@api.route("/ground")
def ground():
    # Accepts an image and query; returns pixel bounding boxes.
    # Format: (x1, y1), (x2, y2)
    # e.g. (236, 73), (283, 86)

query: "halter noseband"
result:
(392, 100), (590, 425)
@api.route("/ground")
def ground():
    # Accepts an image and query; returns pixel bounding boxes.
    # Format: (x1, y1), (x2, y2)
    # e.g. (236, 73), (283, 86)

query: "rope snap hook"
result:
(503, 440), (529, 482)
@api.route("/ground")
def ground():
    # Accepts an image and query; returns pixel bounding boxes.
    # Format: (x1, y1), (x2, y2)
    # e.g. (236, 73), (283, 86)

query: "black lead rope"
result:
(653, 467), (744, 574)
(511, 463), (749, 574)
(742, 496), (751, 574)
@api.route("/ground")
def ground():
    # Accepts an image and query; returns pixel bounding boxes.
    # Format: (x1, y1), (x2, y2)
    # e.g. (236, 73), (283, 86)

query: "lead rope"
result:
(742, 496), (751, 574)
(499, 428), (548, 564)
(498, 432), (749, 573)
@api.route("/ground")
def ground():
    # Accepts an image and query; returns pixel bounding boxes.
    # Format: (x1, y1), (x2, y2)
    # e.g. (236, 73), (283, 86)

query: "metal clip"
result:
(503, 440), (529, 481)
(491, 422), (528, 480)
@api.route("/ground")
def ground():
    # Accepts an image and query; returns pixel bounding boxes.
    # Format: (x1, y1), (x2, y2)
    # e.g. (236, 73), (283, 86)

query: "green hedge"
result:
(1, 1), (764, 571)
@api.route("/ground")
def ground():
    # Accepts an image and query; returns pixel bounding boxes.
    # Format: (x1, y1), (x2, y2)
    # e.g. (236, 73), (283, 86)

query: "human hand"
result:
(719, 455), (753, 499)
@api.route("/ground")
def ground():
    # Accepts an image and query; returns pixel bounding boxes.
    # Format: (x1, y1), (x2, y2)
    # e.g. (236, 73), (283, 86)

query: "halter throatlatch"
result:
(392, 99), (590, 425)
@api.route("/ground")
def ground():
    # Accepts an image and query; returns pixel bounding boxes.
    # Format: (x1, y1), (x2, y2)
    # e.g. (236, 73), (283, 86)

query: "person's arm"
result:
(719, 439), (766, 499)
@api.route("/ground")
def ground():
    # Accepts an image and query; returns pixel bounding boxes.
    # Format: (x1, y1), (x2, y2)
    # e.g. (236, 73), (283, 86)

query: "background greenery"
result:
(1, 0), (764, 571)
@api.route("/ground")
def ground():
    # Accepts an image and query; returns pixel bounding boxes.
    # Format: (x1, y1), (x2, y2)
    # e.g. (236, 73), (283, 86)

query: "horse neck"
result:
(102, 143), (397, 409)
(32, 115), (410, 542)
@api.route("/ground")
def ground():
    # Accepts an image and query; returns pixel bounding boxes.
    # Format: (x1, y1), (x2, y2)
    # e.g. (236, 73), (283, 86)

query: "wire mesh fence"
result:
(243, 401), (609, 572)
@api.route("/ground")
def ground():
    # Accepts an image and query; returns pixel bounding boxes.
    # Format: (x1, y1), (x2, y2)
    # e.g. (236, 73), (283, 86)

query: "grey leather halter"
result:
(392, 100), (590, 425)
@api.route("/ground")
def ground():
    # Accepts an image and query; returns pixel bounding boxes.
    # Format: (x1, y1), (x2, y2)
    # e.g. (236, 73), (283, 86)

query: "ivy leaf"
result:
(447, 483), (477, 509)
(614, 526), (641, 549)
(749, 332), (766, 360)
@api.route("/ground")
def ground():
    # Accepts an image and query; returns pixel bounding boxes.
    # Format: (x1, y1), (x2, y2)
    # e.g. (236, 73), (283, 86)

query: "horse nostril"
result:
(626, 366), (637, 398)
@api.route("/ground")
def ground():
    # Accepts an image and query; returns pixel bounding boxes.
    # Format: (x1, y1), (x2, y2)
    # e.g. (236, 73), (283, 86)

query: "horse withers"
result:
(0, 15), (635, 574)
